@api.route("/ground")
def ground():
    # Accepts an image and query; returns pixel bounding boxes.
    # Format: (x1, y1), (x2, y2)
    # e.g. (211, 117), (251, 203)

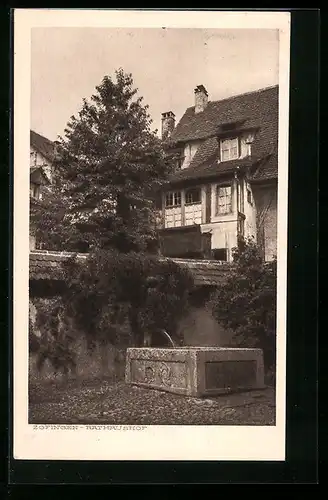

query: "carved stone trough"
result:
(125, 347), (265, 397)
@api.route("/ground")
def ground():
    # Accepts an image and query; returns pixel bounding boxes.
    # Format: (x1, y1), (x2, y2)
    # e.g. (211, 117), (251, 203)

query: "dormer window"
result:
(220, 137), (239, 162)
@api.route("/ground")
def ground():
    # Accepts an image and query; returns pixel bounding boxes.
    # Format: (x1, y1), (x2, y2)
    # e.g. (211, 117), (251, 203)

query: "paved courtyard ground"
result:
(29, 378), (276, 426)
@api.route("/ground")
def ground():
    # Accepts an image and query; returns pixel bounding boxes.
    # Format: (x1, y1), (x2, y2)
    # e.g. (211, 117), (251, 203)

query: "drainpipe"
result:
(234, 167), (240, 214)
(234, 168), (243, 249)
(235, 171), (239, 214)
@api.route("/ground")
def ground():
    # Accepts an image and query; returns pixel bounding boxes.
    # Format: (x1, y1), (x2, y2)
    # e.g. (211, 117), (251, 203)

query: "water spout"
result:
(159, 329), (176, 347)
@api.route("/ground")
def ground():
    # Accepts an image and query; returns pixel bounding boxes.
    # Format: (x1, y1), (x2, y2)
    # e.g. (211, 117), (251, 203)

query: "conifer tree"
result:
(32, 69), (175, 252)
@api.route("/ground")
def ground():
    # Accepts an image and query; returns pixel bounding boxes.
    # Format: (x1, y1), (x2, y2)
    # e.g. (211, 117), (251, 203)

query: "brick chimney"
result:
(194, 85), (208, 114)
(161, 111), (175, 140)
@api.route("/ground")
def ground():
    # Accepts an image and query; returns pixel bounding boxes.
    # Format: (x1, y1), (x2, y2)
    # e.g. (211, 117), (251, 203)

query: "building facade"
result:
(30, 130), (55, 250)
(158, 84), (279, 262)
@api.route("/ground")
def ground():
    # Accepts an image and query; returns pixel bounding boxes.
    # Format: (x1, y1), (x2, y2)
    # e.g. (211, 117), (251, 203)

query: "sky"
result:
(31, 27), (279, 142)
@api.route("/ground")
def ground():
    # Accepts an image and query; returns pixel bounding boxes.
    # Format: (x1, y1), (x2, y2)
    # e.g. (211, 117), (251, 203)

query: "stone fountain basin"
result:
(125, 347), (265, 397)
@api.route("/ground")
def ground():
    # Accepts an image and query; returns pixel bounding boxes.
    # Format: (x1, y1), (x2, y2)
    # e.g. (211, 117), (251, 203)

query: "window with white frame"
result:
(185, 187), (201, 205)
(163, 188), (203, 228)
(184, 187), (202, 226)
(220, 137), (239, 162)
(30, 183), (41, 200)
(30, 151), (37, 167)
(165, 191), (181, 207)
(164, 190), (182, 228)
(216, 184), (232, 215)
(177, 152), (185, 169)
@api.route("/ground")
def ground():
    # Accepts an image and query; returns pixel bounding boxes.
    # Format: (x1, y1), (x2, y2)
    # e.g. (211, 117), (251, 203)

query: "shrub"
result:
(29, 298), (78, 376)
(211, 237), (277, 372)
(62, 249), (195, 348)
(31, 69), (178, 253)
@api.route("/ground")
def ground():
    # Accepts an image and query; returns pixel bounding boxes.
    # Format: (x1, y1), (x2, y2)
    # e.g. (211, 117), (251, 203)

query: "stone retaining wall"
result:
(28, 251), (234, 382)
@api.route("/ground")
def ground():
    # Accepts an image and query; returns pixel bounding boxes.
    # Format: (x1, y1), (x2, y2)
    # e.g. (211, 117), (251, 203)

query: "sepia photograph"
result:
(14, 9), (290, 461)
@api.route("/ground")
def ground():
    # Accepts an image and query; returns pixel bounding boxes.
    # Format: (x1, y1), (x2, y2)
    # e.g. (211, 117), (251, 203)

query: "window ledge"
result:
(185, 201), (202, 206)
(210, 214), (238, 224)
(216, 210), (233, 216)
(218, 153), (249, 164)
(159, 224), (201, 233)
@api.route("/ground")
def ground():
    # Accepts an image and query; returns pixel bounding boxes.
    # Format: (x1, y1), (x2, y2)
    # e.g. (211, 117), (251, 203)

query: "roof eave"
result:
(250, 176), (278, 185)
(166, 170), (239, 188)
(166, 156), (258, 187)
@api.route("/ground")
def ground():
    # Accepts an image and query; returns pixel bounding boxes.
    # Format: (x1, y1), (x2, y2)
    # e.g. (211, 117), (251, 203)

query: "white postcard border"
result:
(13, 9), (291, 461)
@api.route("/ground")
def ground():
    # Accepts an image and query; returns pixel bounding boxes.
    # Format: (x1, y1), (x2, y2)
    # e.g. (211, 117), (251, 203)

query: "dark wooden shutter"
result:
(205, 184), (212, 223)
(238, 136), (242, 157)
(154, 192), (162, 210)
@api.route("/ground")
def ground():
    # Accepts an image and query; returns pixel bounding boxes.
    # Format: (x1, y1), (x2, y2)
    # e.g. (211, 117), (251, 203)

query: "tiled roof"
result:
(29, 250), (230, 287)
(188, 137), (218, 168)
(29, 251), (88, 281)
(250, 151), (278, 182)
(30, 130), (55, 163)
(168, 154), (258, 185)
(167, 258), (231, 286)
(167, 85), (278, 184)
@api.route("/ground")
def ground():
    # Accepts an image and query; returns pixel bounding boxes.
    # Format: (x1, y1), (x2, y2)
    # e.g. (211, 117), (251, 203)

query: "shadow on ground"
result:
(29, 378), (276, 426)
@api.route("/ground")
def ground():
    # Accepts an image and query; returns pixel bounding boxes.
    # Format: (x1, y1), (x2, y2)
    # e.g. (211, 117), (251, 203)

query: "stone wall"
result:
(28, 253), (234, 383)
(29, 291), (234, 382)
(29, 296), (127, 383)
(178, 304), (234, 347)
(29, 338), (126, 383)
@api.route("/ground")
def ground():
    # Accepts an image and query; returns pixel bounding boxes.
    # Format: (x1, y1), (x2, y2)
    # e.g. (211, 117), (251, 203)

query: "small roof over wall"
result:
(29, 250), (230, 287)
